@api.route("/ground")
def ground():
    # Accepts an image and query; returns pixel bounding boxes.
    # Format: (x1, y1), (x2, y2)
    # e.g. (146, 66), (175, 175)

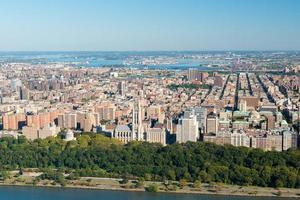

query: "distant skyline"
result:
(1, 0), (300, 51)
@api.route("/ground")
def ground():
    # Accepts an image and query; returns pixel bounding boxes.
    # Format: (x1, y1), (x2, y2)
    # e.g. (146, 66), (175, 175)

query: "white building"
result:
(112, 125), (132, 144)
(176, 111), (199, 143)
(39, 124), (60, 139)
(64, 129), (76, 141)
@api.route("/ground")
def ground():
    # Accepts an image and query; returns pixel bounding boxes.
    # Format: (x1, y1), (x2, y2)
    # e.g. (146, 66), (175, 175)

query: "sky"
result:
(0, 0), (300, 51)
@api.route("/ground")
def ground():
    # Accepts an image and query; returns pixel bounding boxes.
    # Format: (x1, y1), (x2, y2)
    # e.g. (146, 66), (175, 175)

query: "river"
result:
(0, 186), (293, 200)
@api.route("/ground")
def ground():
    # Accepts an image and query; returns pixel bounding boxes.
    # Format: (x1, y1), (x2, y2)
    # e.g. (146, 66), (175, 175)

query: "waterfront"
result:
(0, 186), (295, 200)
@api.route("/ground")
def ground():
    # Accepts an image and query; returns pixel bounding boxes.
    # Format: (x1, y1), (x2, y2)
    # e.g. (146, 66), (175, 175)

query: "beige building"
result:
(95, 102), (116, 121)
(22, 123), (60, 140)
(22, 126), (39, 140)
(145, 127), (166, 146)
(204, 131), (250, 147)
(39, 124), (60, 139)
(206, 115), (218, 134)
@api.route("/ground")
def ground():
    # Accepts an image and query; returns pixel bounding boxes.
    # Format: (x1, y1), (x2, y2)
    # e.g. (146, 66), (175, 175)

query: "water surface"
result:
(0, 186), (292, 200)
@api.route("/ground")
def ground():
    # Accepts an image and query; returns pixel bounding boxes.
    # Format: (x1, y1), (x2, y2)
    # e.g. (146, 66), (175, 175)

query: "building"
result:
(214, 76), (223, 87)
(188, 68), (199, 81)
(22, 126), (39, 140)
(206, 114), (218, 134)
(145, 127), (166, 146)
(239, 96), (259, 110)
(147, 105), (161, 119)
(118, 81), (126, 96)
(282, 131), (297, 150)
(230, 131), (250, 147)
(65, 113), (77, 129)
(176, 111), (199, 143)
(204, 131), (250, 147)
(238, 99), (247, 112)
(64, 129), (76, 141)
(2, 113), (26, 130)
(194, 107), (207, 134)
(22, 123), (60, 140)
(232, 120), (249, 130)
(112, 125), (132, 144)
(95, 102), (116, 121)
(132, 99), (144, 141)
(39, 124), (60, 139)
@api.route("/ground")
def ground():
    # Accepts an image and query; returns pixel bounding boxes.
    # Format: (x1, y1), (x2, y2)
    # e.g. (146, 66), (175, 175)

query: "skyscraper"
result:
(187, 68), (203, 81)
(118, 81), (126, 96)
(176, 111), (199, 143)
(206, 114), (218, 134)
(194, 107), (207, 134)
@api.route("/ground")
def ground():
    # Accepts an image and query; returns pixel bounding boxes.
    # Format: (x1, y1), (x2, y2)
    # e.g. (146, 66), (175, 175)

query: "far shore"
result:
(0, 171), (300, 198)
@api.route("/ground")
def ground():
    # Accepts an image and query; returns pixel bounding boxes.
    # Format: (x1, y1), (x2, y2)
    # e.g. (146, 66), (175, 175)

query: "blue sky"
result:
(0, 0), (300, 51)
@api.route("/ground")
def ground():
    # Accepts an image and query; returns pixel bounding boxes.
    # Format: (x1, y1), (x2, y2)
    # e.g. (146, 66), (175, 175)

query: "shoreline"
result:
(1, 178), (300, 198)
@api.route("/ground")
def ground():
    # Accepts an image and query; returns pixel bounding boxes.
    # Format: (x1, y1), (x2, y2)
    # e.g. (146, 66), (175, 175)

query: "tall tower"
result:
(132, 98), (144, 141)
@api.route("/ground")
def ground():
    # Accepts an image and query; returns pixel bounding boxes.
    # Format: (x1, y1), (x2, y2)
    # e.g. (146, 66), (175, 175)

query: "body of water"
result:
(0, 51), (219, 70)
(0, 186), (292, 200)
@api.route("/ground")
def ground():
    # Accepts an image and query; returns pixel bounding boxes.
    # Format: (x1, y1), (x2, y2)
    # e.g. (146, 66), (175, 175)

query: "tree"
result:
(193, 180), (201, 188)
(0, 135), (299, 189)
(77, 135), (91, 148)
(179, 179), (188, 188)
(135, 177), (145, 188)
(0, 171), (9, 181)
(144, 173), (152, 181)
(146, 184), (159, 192)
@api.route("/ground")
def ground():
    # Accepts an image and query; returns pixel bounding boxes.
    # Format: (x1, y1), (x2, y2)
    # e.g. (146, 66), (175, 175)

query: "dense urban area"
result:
(0, 51), (300, 191)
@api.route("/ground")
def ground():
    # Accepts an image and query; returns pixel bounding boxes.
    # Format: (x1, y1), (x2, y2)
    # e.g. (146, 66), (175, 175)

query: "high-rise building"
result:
(118, 81), (126, 96)
(2, 113), (26, 130)
(65, 113), (77, 129)
(19, 87), (29, 100)
(206, 114), (218, 134)
(176, 111), (199, 143)
(95, 103), (116, 121)
(82, 113), (96, 132)
(187, 68), (203, 81)
(194, 107), (207, 134)
(282, 131), (297, 150)
(214, 76), (223, 87)
(187, 68), (197, 81)
(57, 114), (65, 128)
